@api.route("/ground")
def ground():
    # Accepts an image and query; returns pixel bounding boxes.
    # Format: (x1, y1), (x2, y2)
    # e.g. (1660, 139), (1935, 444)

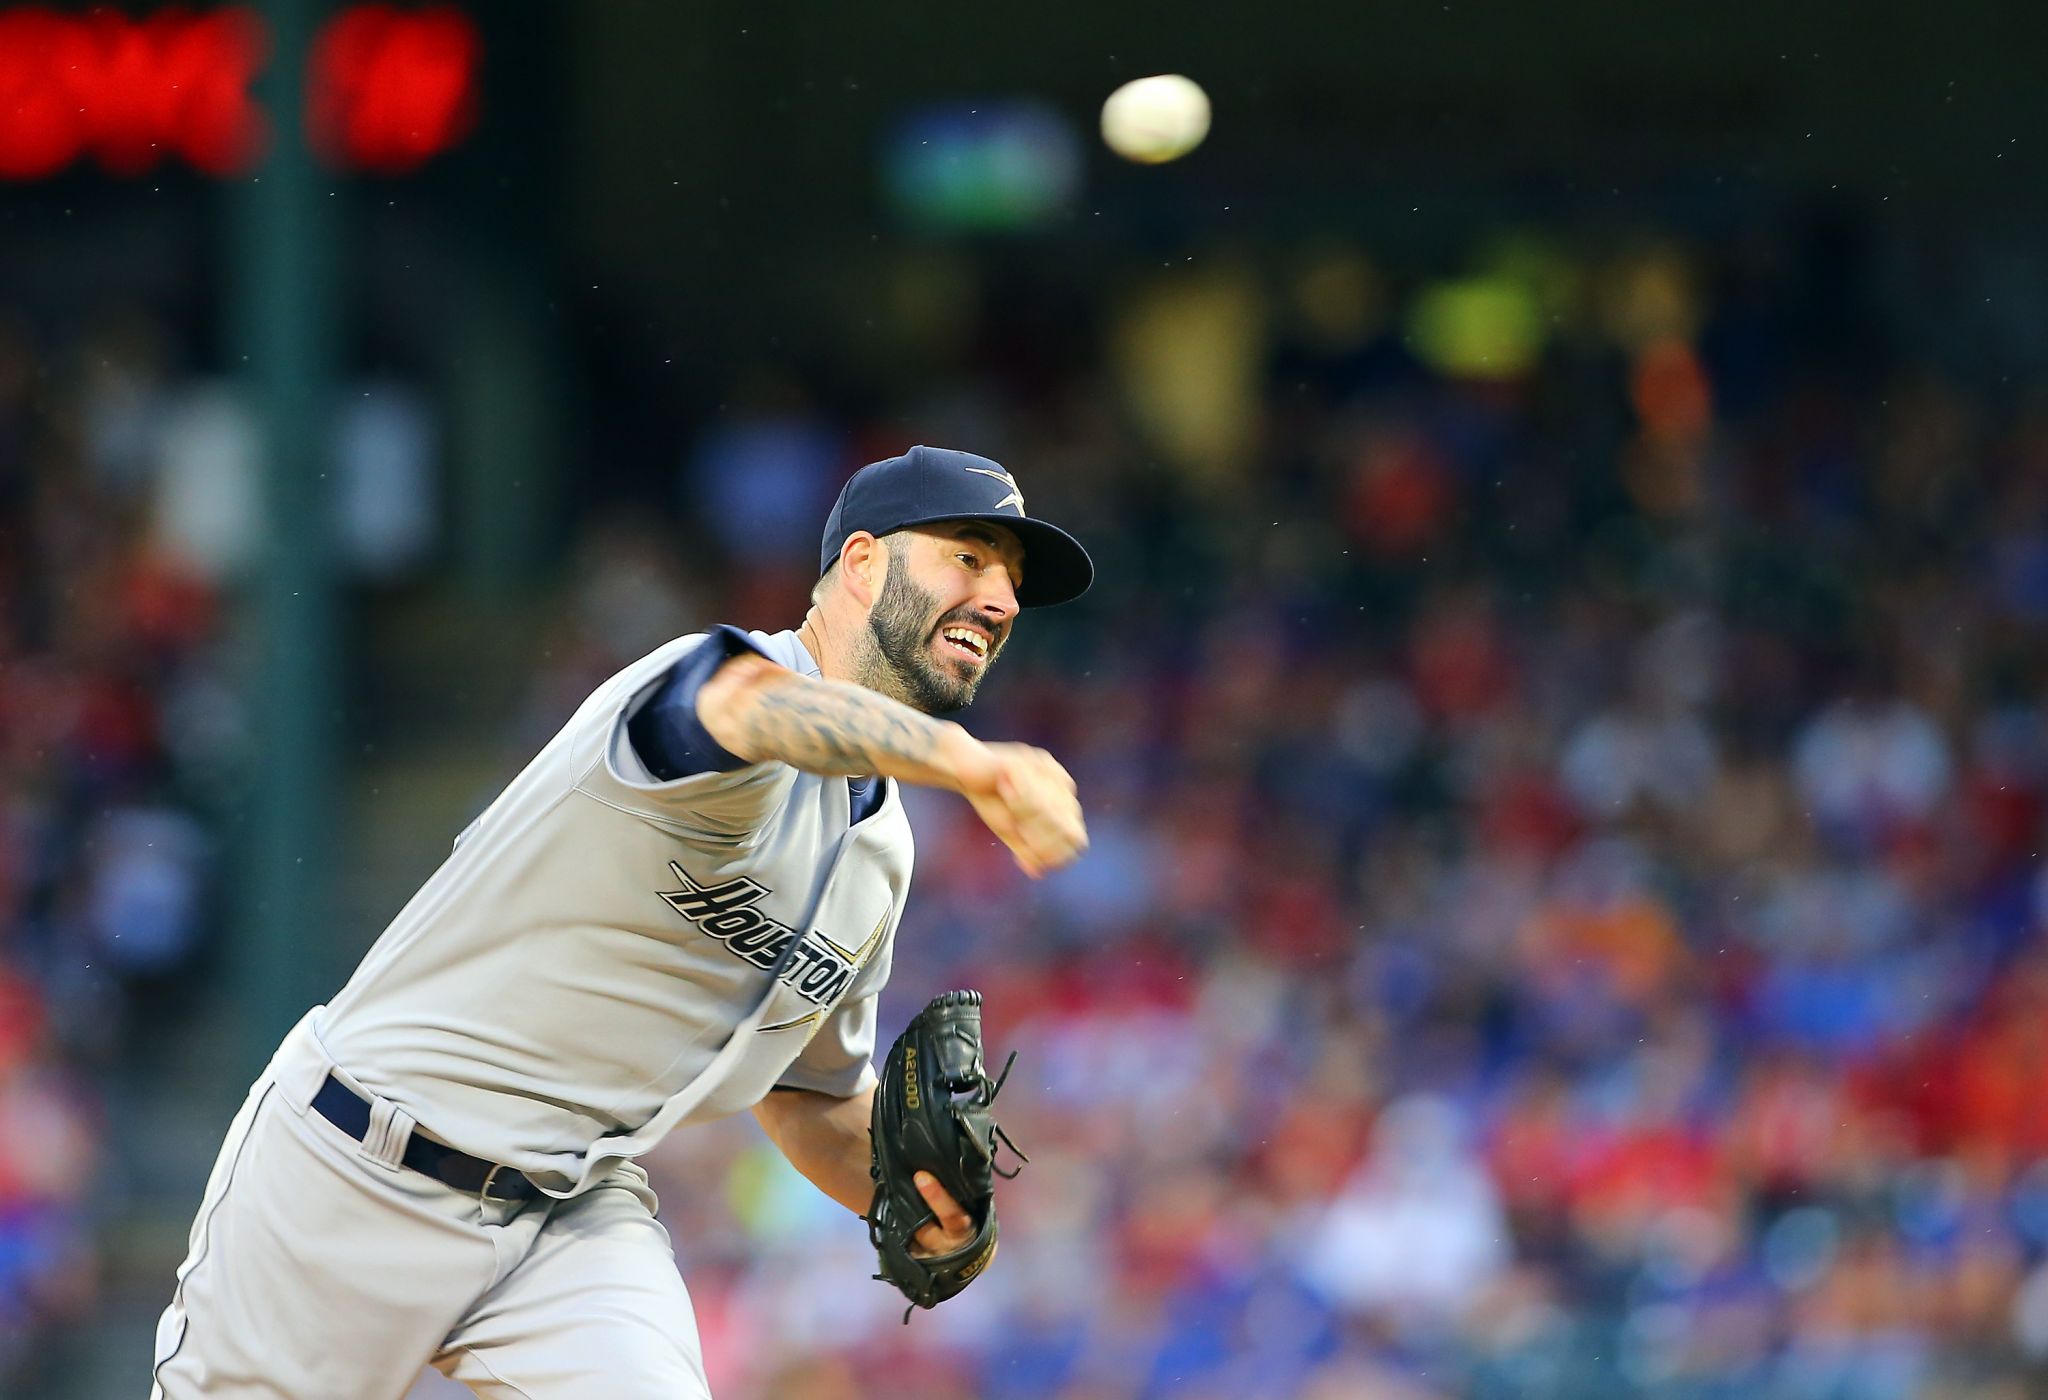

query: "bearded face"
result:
(860, 544), (1005, 715)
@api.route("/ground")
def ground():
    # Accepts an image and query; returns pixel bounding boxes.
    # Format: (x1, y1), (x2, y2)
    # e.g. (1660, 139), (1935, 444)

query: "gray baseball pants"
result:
(150, 1014), (711, 1399)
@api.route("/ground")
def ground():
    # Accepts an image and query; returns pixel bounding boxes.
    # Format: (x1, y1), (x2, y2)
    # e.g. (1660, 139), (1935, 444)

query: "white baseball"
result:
(1100, 74), (1211, 165)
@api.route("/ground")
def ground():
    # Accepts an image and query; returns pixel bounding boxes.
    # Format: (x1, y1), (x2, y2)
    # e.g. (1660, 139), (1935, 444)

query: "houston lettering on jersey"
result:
(658, 862), (885, 1017)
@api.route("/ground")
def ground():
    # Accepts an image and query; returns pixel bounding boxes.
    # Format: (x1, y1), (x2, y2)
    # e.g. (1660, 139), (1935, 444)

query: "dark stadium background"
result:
(5, 2), (2048, 1395)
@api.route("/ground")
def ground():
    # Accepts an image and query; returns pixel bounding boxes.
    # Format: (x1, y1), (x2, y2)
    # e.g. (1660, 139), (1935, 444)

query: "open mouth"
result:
(939, 625), (990, 666)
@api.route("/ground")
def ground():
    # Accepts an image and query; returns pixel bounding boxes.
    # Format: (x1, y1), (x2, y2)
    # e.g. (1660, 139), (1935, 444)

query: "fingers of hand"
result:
(976, 788), (1052, 878)
(911, 1171), (973, 1255)
(1035, 749), (1079, 795)
(975, 748), (1087, 876)
(916, 1171), (970, 1230)
(1016, 789), (1086, 870)
(970, 795), (1038, 877)
(1009, 760), (1086, 867)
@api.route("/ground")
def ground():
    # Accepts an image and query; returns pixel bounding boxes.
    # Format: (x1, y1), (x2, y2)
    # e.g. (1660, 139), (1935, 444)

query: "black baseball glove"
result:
(866, 990), (1025, 1318)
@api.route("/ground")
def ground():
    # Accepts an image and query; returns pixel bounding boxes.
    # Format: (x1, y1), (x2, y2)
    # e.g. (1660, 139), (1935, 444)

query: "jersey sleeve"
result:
(625, 625), (761, 779)
(583, 627), (796, 842)
(774, 938), (893, 1098)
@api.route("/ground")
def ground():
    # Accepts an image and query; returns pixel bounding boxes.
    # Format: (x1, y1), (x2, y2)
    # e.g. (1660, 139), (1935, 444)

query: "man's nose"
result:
(977, 573), (1018, 623)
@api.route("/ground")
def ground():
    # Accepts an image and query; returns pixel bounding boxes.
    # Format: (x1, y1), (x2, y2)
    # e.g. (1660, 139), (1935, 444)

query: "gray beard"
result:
(856, 554), (995, 715)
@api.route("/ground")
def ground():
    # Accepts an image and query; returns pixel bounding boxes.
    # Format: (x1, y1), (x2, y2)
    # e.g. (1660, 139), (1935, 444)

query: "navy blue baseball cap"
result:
(820, 446), (1094, 607)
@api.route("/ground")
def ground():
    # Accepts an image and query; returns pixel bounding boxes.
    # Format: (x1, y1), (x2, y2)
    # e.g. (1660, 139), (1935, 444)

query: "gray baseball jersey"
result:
(317, 626), (912, 1196)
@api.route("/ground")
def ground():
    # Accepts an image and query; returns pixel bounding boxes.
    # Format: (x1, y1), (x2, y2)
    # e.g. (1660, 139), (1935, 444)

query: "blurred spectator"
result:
(1, 308), (232, 1383)
(515, 214), (2048, 1399)
(1299, 1093), (1510, 1328)
(684, 371), (846, 573)
(20, 201), (2048, 1399)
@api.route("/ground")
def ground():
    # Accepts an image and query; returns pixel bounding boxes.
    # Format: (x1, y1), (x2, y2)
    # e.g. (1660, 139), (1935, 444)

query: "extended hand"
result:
(955, 741), (1088, 878)
(910, 1171), (974, 1257)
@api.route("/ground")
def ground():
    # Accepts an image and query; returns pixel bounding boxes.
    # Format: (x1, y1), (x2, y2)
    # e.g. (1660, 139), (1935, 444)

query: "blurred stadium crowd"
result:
(0, 313), (235, 1375)
(10, 211), (2048, 1399)
(554, 221), (2048, 1400)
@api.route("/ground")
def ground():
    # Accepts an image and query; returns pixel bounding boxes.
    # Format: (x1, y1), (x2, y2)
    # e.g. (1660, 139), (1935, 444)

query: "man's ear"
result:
(841, 532), (886, 607)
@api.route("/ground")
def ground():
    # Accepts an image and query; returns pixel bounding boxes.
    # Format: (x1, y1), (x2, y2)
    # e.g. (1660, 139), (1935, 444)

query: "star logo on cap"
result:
(964, 465), (1026, 516)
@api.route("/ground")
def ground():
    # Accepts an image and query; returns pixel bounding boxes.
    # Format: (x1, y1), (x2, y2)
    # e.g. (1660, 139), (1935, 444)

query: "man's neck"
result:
(796, 613), (885, 790)
(799, 610), (924, 715)
(795, 614), (838, 683)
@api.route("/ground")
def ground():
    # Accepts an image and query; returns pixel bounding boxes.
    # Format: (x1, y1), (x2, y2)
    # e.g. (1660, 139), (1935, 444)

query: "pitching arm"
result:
(697, 655), (1087, 877)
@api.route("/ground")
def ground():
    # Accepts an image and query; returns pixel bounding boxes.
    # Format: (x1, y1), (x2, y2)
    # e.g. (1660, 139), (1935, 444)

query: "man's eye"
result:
(957, 553), (980, 567)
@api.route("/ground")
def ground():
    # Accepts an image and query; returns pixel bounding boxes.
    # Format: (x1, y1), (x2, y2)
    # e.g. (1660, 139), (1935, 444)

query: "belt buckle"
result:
(478, 1163), (517, 1206)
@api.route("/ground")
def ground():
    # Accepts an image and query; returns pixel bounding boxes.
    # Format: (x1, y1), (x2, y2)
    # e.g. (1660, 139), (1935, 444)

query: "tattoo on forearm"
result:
(744, 679), (941, 776)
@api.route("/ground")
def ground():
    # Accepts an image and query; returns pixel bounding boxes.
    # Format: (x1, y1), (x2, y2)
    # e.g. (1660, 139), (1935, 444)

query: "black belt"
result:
(312, 1073), (539, 1203)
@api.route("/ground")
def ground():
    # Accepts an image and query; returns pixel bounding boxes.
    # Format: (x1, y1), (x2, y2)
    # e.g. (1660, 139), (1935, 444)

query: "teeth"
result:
(942, 627), (987, 657)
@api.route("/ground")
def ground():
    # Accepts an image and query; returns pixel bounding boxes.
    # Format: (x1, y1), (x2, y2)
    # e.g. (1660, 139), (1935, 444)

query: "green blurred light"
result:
(1407, 276), (1545, 379)
(883, 102), (1079, 233)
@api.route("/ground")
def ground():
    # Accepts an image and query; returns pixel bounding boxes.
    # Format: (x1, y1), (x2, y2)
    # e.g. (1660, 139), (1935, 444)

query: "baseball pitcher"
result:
(150, 445), (1093, 1398)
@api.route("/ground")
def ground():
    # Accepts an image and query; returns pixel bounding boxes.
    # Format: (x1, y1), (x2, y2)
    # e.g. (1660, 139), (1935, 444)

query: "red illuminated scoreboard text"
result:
(0, 4), (480, 179)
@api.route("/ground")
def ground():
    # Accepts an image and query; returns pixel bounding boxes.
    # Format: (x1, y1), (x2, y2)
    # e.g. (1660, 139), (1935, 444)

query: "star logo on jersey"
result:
(762, 911), (890, 1036)
(964, 465), (1026, 516)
